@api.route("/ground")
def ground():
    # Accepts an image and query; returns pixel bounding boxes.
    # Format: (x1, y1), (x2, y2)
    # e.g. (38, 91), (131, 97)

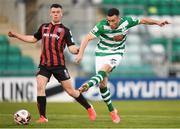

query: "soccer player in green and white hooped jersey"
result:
(75, 8), (169, 123)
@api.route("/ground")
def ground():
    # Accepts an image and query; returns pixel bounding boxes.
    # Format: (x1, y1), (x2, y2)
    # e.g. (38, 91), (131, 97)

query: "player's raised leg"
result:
(79, 70), (107, 92)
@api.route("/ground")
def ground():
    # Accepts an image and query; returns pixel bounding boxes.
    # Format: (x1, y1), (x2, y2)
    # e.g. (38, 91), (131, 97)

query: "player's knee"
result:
(66, 89), (76, 97)
(37, 85), (45, 95)
(101, 64), (112, 73)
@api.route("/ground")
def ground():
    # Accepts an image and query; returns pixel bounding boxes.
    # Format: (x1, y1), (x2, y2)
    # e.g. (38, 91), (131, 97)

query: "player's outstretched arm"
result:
(140, 17), (170, 27)
(8, 31), (37, 43)
(75, 32), (96, 64)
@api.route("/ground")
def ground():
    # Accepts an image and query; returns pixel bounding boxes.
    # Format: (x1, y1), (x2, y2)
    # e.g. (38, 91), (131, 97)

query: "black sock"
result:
(75, 94), (91, 109)
(37, 96), (46, 118)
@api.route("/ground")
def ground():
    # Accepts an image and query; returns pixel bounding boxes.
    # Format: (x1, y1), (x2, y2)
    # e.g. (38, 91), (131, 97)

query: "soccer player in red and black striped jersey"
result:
(8, 3), (96, 123)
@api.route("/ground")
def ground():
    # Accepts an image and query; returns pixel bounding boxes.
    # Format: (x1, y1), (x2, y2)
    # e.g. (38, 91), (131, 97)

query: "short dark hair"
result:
(50, 4), (62, 9)
(107, 8), (120, 16)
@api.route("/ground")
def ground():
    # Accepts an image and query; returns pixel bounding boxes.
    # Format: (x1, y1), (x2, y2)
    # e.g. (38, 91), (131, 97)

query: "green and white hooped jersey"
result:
(91, 16), (140, 57)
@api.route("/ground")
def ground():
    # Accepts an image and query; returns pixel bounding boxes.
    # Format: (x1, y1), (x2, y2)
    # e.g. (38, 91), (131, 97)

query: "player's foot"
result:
(110, 109), (120, 123)
(78, 83), (90, 93)
(36, 115), (48, 123)
(87, 105), (96, 121)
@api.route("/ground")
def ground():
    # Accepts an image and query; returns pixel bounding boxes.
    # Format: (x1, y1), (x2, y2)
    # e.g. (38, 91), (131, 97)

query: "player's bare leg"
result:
(36, 75), (48, 123)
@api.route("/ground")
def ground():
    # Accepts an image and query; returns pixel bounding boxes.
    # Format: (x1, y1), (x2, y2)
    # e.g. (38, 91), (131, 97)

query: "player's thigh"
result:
(36, 75), (49, 88)
(36, 65), (51, 81)
(61, 79), (74, 91)
(53, 67), (70, 82)
(36, 65), (51, 88)
(95, 55), (123, 73)
(52, 67), (79, 97)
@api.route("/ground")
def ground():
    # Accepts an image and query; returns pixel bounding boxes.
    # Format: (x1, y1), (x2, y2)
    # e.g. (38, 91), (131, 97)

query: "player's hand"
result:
(113, 35), (125, 41)
(157, 20), (170, 27)
(76, 48), (80, 54)
(73, 47), (79, 55)
(69, 45), (79, 54)
(8, 31), (16, 38)
(75, 53), (83, 64)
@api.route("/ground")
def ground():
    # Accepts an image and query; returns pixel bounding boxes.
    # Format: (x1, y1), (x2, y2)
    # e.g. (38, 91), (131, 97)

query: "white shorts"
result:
(95, 55), (123, 73)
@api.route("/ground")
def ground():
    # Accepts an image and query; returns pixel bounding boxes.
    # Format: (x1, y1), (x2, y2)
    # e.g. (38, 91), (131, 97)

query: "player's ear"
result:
(49, 10), (52, 17)
(60, 9), (63, 17)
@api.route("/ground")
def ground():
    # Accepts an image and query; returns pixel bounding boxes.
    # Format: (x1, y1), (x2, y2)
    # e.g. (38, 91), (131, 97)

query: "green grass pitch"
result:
(0, 100), (180, 128)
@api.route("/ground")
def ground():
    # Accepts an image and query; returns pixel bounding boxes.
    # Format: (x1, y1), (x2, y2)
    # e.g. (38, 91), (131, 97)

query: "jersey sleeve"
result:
(34, 24), (43, 40)
(64, 29), (75, 46)
(126, 16), (140, 28)
(90, 22), (102, 37)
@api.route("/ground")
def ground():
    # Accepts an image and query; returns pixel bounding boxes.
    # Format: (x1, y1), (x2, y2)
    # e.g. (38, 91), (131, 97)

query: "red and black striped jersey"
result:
(34, 22), (75, 67)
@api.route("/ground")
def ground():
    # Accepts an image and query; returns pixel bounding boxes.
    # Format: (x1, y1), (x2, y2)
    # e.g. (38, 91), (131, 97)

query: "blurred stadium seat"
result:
(110, 64), (156, 78)
(0, 0), (180, 78)
(8, 46), (21, 56)
(0, 35), (9, 46)
(123, 8), (144, 16)
(0, 46), (8, 56)
(149, 37), (168, 50)
(0, 35), (36, 76)
(20, 56), (36, 76)
(172, 38), (180, 62)
(6, 55), (20, 75)
(81, 43), (96, 74)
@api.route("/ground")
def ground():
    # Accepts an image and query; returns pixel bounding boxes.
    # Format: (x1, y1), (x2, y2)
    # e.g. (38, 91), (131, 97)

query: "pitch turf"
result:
(0, 100), (180, 128)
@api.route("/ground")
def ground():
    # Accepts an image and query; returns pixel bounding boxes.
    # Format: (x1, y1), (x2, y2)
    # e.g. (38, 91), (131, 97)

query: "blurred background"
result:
(1, 0), (180, 78)
(0, 0), (180, 102)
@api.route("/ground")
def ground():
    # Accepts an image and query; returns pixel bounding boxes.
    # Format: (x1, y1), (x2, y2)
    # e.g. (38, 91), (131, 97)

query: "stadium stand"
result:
(172, 38), (180, 62)
(0, 0), (180, 78)
(0, 35), (36, 76)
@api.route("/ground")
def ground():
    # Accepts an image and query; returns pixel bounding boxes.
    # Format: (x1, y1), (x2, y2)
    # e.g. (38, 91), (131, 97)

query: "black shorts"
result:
(36, 65), (70, 82)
